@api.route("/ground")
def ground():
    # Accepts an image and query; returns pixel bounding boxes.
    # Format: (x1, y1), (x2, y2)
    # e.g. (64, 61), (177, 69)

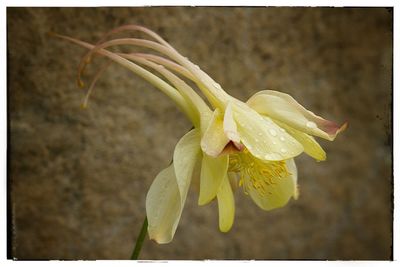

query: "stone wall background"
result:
(8, 7), (392, 260)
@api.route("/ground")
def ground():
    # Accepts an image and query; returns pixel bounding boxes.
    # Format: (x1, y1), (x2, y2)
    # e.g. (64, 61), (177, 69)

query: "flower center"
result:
(228, 149), (289, 196)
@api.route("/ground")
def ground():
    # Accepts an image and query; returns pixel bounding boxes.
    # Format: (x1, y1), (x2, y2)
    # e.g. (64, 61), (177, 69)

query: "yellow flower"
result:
(56, 25), (346, 244)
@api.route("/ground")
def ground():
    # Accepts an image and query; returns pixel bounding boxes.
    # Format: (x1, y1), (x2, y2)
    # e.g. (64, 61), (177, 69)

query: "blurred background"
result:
(8, 7), (392, 260)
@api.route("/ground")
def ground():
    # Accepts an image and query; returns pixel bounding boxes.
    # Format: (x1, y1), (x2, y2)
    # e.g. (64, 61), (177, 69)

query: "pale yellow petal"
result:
(232, 102), (303, 161)
(146, 164), (181, 244)
(247, 90), (347, 141)
(247, 159), (297, 211)
(198, 153), (229, 205)
(273, 119), (326, 161)
(200, 108), (230, 157)
(217, 175), (235, 232)
(147, 129), (201, 244)
(173, 129), (201, 203)
(223, 103), (241, 144)
(286, 158), (299, 200)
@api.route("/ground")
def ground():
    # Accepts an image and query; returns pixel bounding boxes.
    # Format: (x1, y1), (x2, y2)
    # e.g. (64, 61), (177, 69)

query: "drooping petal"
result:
(217, 175), (235, 232)
(200, 108), (230, 157)
(272, 119), (326, 161)
(146, 164), (181, 244)
(198, 153), (229, 205)
(232, 102), (303, 161)
(173, 129), (202, 202)
(286, 158), (299, 200)
(246, 159), (297, 211)
(223, 103), (241, 144)
(146, 129), (201, 244)
(247, 90), (347, 141)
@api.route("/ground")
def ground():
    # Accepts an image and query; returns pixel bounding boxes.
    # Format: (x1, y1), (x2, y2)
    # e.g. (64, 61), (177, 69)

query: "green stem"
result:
(130, 217), (148, 260)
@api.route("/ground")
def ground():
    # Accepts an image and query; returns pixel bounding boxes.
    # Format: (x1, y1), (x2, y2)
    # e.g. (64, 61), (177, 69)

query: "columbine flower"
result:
(56, 24), (346, 244)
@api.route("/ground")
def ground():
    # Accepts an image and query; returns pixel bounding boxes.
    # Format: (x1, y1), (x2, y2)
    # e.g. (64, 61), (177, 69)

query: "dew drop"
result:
(280, 148), (287, 153)
(269, 129), (277, 136)
(213, 82), (222, 89)
(272, 141), (277, 145)
(306, 121), (317, 129)
(280, 136), (285, 142)
(258, 132), (263, 136)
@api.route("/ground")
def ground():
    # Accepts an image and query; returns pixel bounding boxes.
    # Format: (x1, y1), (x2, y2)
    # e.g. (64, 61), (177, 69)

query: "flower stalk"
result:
(130, 217), (148, 260)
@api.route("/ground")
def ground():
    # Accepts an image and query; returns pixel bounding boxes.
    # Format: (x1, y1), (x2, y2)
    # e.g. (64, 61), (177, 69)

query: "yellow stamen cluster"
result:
(228, 149), (289, 196)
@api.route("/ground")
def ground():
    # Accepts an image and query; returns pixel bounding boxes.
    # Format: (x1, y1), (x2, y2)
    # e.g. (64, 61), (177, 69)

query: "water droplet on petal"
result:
(258, 132), (263, 136)
(280, 136), (285, 142)
(269, 129), (277, 136)
(213, 82), (222, 89)
(306, 121), (317, 129)
(280, 148), (287, 153)
(272, 141), (277, 145)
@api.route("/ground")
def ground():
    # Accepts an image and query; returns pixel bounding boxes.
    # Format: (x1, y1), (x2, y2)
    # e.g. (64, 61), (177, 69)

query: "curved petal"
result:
(287, 158), (299, 200)
(146, 164), (181, 244)
(147, 129), (201, 244)
(272, 119), (326, 161)
(200, 108), (230, 157)
(173, 129), (202, 201)
(247, 90), (347, 141)
(247, 159), (297, 211)
(232, 103), (303, 161)
(217, 175), (235, 232)
(198, 153), (229, 205)
(223, 103), (241, 144)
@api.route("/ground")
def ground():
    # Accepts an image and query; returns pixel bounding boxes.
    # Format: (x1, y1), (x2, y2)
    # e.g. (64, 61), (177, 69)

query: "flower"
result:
(56, 25), (346, 244)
